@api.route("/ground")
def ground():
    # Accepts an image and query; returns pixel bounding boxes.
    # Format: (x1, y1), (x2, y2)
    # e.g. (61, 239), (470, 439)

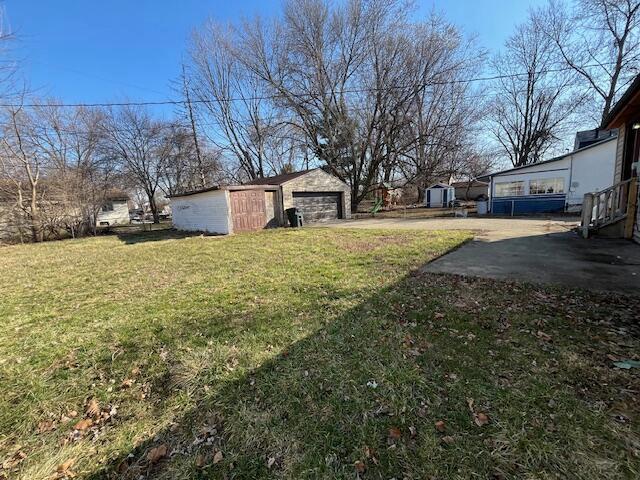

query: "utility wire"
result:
(0, 62), (613, 109)
(0, 84), (567, 136)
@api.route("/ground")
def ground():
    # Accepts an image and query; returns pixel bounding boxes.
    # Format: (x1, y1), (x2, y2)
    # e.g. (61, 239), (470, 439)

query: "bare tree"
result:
(158, 123), (226, 195)
(0, 100), (45, 241)
(187, 0), (486, 208)
(189, 22), (280, 181)
(32, 103), (119, 236)
(237, 0), (476, 209)
(489, 9), (585, 167)
(101, 105), (166, 223)
(543, 0), (640, 125)
(397, 18), (483, 201)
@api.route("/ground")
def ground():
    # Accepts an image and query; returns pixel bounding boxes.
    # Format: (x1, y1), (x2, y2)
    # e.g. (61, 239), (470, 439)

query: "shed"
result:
(169, 169), (351, 234)
(425, 183), (455, 208)
(246, 168), (351, 223)
(488, 136), (617, 215)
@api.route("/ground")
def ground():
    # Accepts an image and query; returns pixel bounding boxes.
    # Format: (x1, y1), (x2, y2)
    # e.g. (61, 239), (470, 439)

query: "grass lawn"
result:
(1, 228), (639, 479)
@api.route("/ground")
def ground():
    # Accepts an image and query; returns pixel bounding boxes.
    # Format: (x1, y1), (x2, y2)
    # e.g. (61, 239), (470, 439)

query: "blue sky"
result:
(4, 0), (547, 115)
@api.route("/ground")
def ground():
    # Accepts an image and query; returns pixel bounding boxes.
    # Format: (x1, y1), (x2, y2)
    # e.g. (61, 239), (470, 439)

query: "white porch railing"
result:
(580, 179), (633, 238)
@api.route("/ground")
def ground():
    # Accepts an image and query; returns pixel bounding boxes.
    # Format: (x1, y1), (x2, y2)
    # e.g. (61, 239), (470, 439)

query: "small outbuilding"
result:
(425, 183), (455, 208)
(169, 168), (351, 235)
(488, 136), (617, 215)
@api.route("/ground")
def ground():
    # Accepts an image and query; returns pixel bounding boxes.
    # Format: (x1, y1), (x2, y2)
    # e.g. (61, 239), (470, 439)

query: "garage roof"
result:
(244, 169), (316, 185)
(167, 184), (279, 198)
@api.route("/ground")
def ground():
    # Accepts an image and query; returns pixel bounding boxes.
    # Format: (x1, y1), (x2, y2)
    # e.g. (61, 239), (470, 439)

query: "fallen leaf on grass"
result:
(434, 312), (445, 320)
(212, 450), (223, 464)
(2, 450), (27, 470)
(363, 446), (379, 465)
(388, 426), (402, 440)
(195, 454), (206, 468)
(441, 435), (455, 445)
(50, 458), (75, 479)
(536, 330), (552, 342)
(86, 398), (100, 418)
(466, 398), (475, 412)
(354, 460), (366, 473)
(409, 425), (417, 438)
(73, 418), (93, 431)
(435, 420), (446, 432)
(474, 412), (490, 427)
(121, 378), (134, 389)
(146, 444), (168, 464)
(37, 419), (56, 434)
(267, 457), (276, 469)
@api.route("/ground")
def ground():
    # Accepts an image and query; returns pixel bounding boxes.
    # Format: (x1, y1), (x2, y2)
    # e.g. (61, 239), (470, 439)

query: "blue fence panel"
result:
(491, 194), (566, 215)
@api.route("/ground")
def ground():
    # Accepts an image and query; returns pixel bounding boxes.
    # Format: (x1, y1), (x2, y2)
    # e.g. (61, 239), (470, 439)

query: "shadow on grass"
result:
(83, 265), (640, 480)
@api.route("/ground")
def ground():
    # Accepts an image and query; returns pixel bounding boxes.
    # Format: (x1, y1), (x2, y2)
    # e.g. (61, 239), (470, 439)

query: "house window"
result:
(102, 202), (114, 212)
(529, 178), (565, 195)
(494, 181), (525, 197)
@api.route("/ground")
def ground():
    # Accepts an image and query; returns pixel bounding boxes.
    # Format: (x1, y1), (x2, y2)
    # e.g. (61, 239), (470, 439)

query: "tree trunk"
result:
(148, 193), (160, 224)
(30, 185), (43, 242)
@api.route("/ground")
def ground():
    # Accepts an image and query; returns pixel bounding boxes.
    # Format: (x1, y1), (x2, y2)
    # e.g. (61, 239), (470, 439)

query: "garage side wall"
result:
(171, 190), (231, 234)
(281, 169), (351, 219)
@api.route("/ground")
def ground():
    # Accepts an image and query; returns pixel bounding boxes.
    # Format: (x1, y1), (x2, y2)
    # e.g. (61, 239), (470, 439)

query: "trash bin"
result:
(476, 200), (488, 215)
(285, 207), (304, 227)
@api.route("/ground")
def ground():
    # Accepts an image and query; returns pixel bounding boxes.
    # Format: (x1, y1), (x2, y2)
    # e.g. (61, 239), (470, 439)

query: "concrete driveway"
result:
(326, 216), (640, 294)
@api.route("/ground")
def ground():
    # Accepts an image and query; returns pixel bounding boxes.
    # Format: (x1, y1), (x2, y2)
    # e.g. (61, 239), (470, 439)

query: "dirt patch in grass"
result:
(328, 231), (415, 252)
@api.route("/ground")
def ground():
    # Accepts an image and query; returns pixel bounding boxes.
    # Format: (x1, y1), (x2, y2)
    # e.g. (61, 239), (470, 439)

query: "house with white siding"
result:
(489, 137), (617, 215)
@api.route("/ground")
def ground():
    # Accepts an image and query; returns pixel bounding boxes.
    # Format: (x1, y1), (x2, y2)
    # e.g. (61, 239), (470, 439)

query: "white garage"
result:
(169, 169), (351, 234)
(169, 185), (281, 235)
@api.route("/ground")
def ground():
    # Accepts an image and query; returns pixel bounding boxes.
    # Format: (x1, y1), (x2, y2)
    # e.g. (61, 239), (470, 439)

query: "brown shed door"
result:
(229, 190), (266, 232)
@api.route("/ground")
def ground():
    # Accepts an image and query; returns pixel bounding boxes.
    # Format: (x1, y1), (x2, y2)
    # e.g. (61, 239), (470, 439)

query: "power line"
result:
(0, 89), (518, 136)
(0, 62), (614, 109)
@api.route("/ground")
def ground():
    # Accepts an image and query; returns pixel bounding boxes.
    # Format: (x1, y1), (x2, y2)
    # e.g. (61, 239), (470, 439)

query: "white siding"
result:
(489, 139), (617, 212)
(614, 124), (626, 182)
(170, 190), (231, 234)
(96, 200), (130, 226)
(491, 157), (571, 197)
(425, 187), (455, 207)
(566, 139), (617, 209)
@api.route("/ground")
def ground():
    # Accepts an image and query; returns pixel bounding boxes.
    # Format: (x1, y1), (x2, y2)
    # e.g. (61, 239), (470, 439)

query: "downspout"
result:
(567, 154), (574, 212)
(489, 176), (493, 213)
